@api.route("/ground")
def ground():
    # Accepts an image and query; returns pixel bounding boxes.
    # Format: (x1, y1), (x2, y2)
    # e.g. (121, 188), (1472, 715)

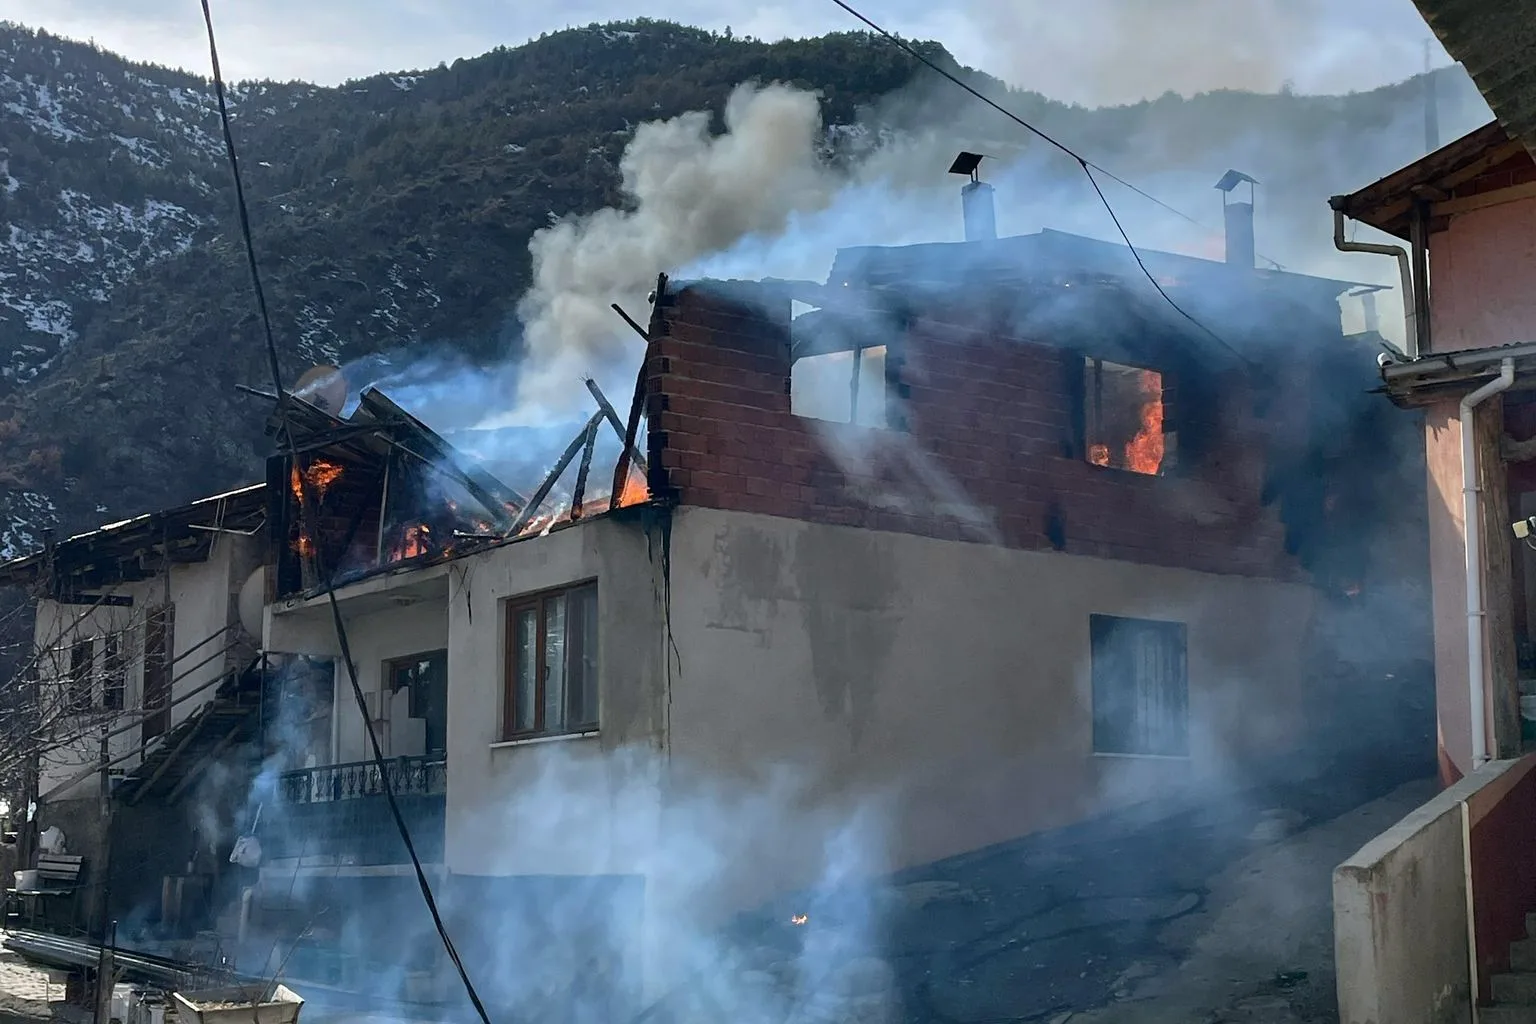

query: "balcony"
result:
(265, 756), (446, 865)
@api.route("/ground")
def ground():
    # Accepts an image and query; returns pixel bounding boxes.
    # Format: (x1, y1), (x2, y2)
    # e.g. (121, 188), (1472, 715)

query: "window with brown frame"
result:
(102, 632), (125, 711)
(504, 583), (598, 740)
(66, 639), (93, 714)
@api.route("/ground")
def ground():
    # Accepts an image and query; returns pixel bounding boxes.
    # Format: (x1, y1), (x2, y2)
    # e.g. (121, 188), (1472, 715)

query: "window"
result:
(792, 347), (889, 428)
(141, 604), (175, 742)
(388, 650), (448, 757)
(1090, 614), (1188, 757)
(1083, 357), (1174, 476)
(504, 583), (598, 740)
(102, 633), (125, 711)
(67, 640), (93, 714)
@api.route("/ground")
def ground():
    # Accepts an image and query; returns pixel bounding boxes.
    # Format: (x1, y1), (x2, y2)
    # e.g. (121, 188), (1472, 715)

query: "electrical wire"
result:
(196, 4), (494, 1022)
(826, 0), (1255, 365)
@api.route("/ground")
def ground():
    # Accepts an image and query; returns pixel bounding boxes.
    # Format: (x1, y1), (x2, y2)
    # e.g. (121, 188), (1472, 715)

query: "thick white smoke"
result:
(513, 82), (843, 413)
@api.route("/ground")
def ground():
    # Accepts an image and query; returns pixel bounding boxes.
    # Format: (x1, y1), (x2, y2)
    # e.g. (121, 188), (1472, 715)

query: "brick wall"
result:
(644, 280), (1303, 581)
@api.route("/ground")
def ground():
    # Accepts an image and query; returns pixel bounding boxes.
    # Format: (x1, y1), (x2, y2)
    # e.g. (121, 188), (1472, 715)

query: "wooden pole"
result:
(1478, 394), (1522, 758)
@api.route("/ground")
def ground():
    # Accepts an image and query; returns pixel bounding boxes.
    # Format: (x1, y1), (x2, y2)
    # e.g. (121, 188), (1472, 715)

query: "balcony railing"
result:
(277, 756), (446, 804)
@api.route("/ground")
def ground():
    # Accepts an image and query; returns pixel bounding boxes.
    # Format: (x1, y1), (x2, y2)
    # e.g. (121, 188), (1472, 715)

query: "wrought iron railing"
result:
(276, 755), (446, 804)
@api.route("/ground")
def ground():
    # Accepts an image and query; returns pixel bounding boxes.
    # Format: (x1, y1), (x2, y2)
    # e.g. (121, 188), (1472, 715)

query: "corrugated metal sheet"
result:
(1416, 0), (1536, 159)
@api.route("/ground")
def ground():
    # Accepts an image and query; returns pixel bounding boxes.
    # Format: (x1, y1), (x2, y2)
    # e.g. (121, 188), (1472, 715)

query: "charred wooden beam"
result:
(569, 418), (600, 519)
(583, 376), (648, 475)
(509, 412), (604, 536)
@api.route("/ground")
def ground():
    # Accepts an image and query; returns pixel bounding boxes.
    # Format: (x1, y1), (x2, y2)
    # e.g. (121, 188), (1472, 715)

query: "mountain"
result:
(0, 19), (1495, 554)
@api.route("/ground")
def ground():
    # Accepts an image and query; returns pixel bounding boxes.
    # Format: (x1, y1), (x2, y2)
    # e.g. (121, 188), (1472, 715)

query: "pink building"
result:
(1335, 119), (1536, 786)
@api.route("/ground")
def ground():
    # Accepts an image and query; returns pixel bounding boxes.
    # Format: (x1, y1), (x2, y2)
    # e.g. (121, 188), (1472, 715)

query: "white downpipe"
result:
(1462, 357), (1515, 768)
(1332, 208), (1418, 358)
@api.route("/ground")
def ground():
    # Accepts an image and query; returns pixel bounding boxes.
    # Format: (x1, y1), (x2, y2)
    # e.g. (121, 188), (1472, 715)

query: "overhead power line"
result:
(196, 4), (494, 1022)
(826, 0), (1254, 364)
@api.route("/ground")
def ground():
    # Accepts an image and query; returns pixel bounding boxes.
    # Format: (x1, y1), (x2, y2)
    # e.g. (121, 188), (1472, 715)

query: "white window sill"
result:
(490, 730), (599, 751)
(1092, 751), (1191, 762)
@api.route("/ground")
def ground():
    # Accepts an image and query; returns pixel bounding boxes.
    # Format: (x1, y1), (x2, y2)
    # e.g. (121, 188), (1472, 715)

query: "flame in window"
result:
(1123, 371), (1165, 475)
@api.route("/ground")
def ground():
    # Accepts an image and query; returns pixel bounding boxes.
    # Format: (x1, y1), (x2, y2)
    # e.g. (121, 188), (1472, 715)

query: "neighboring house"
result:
(0, 485), (267, 934)
(1330, 17), (1536, 1019)
(1331, 118), (1536, 785)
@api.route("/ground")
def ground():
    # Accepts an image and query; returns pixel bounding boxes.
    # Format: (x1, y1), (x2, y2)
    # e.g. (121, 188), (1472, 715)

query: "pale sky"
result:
(1, 0), (1448, 107)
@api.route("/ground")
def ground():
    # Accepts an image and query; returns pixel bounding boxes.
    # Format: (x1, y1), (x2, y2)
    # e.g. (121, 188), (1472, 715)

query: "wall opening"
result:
(1084, 357), (1174, 476)
(1090, 614), (1189, 757)
(504, 582), (599, 741)
(792, 347), (889, 428)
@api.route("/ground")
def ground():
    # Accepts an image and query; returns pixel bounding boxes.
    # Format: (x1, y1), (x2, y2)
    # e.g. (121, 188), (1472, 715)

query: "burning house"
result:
(0, 169), (1430, 1017)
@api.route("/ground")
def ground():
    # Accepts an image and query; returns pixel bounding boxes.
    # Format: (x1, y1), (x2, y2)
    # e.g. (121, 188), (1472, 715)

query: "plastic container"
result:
(13, 869), (38, 890)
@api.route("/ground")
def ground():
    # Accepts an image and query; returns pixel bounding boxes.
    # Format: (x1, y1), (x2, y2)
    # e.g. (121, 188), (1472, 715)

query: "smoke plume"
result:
(514, 82), (843, 412)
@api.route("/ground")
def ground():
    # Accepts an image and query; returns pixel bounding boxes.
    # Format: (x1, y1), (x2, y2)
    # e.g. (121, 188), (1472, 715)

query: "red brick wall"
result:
(644, 281), (1302, 581)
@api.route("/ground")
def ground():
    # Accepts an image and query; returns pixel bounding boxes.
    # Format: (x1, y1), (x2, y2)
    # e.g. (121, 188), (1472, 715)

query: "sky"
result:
(1, 0), (1449, 107)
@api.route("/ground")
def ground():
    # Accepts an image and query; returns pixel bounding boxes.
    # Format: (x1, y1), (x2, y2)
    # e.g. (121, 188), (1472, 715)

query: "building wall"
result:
(663, 506), (1316, 910)
(644, 282), (1304, 582)
(1430, 193), (1536, 353)
(327, 602), (449, 764)
(1424, 401), (1480, 779)
(34, 535), (260, 801)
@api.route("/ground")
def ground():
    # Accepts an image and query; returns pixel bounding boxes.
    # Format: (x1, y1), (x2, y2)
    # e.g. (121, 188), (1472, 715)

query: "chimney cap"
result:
(949, 151), (986, 177)
(1215, 169), (1259, 193)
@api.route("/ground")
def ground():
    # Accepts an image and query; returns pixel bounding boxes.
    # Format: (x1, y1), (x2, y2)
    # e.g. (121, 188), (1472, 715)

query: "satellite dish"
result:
(293, 365), (348, 416)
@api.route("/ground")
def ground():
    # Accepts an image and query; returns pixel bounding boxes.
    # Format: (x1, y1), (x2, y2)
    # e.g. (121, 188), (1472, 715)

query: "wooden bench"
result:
(5, 853), (86, 934)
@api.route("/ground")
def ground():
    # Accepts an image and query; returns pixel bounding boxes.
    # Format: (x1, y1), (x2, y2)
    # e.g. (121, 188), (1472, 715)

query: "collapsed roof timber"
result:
(266, 379), (652, 601)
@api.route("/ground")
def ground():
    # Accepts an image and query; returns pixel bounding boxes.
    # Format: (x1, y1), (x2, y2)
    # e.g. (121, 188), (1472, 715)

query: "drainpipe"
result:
(1462, 357), (1515, 768)
(1331, 207), (1418, 358)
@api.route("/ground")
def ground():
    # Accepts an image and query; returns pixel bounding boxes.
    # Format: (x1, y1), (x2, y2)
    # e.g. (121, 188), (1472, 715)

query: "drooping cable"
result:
(826, 0), (1254, 365)
(196, 4), (493, 1021)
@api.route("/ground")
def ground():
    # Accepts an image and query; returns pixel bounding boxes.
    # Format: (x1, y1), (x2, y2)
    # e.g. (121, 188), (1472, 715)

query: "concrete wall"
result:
(442, 513), (668, 879)
(1334, 756), (1536, 1024)
(1430, 195), (1536, 353)
(663, 506), (1316, 910)
(35, 534), (260, 801)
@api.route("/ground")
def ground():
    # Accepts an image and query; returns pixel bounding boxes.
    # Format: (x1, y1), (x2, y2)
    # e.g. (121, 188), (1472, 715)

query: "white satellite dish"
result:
(293, 365), (348, 416)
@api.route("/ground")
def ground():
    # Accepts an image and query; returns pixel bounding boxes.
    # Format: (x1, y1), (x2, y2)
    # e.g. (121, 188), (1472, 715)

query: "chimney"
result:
(1214, 169), (1258, 268)
(949, 151), (996, 242)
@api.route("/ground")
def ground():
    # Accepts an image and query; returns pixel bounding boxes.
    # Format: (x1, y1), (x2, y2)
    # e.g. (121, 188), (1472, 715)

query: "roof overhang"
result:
(1331, 121), (1527, 240)
(0, 483), (267, 589)
(1380, 341), (1536, 406)
(1413, 0), (1536, 161)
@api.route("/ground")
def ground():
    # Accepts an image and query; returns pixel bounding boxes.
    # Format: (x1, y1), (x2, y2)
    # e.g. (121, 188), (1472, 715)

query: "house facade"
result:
(239, 224), (1422, 1011)
(0, 485), (267, 934)
(1332, 119), (1536, 785)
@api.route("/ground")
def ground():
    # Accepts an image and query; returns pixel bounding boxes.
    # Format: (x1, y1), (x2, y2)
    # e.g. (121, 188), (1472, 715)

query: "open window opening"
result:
(792, 346), (889, 428)
(1084, 357), (1176, 476)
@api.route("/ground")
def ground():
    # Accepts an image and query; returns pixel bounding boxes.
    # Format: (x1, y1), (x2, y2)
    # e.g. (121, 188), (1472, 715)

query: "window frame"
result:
(385, 649), (449, 756)
(1081, 356), (1175, 477)
(101, 631), (125, 711)
(502, 581), (599, 742)
(66, 639), (94, 714)
(1089, 613), (1189, 759)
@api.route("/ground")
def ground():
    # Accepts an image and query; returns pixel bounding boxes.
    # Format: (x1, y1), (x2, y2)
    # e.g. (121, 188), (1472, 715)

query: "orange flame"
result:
(617, 468), (649, 507)
(1123, 370), (1165, 475)
(391, 523), (432, 561)
(790, 914), (808, 926)
(1087, 443), (1111, 467)
(290, 458), (344, 501)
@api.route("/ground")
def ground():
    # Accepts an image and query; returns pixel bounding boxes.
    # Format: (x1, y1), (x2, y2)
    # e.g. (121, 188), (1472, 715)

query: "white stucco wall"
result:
(35, 534), (260, 801)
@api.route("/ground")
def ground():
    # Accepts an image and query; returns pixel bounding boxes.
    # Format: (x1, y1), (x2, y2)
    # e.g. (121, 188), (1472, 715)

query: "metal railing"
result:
(276, 755), (446, 804)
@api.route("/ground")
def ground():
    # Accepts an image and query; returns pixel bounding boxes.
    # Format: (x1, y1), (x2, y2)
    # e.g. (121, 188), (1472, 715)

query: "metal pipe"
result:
(1332, 208), (1418, 358)
(1461, 357), (1514, 768)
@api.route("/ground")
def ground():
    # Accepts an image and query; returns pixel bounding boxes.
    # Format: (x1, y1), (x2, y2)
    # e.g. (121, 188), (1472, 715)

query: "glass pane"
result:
(568, 587), (599, 728)
(514, 609), (538, 733)
(543, 595), (568, 732)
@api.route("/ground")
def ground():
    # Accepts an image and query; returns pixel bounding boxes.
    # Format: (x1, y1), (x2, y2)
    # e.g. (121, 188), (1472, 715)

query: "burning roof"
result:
(268, 377), (650, 599)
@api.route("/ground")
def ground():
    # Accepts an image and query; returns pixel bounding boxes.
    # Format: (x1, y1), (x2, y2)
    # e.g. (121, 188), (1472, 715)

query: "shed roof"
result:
(1413, 0), (1536, 160)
